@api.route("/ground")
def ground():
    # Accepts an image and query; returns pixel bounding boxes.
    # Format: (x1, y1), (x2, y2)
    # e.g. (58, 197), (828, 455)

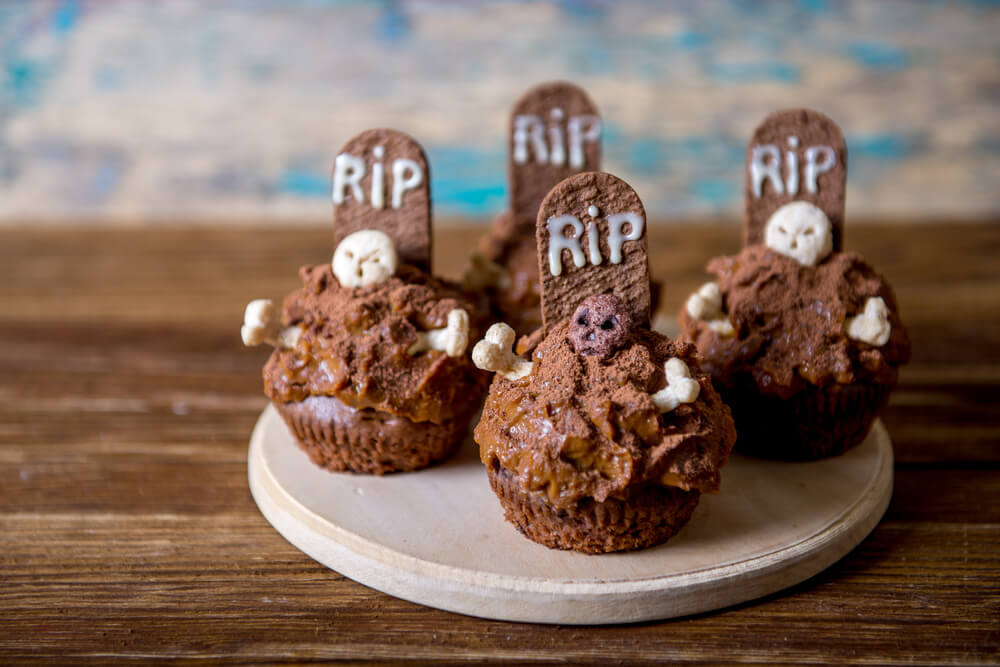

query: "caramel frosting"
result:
(474, 322), (736, 509)
(264, 263), (488, 424)
(680, 246), (911, 399)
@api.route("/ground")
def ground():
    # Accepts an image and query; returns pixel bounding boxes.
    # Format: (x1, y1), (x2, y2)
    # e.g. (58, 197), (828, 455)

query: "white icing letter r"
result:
(546, 215), (586, 276)
(750, 145), (783, 198)
(332, 153), (366, 205)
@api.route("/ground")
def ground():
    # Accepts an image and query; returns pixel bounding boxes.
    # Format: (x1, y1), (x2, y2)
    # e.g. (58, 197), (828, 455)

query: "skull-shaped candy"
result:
(764, 201), (834, 267)
(569, 294), (633, 358)
(332, 229), (399, 288)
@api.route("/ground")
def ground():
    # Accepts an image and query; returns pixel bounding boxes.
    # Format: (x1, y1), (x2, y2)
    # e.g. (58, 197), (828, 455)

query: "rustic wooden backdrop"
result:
(1, 0), (998, 223)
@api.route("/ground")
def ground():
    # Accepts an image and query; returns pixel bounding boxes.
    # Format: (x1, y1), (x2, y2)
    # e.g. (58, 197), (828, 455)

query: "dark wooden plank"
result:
(0, 517), (996, 663)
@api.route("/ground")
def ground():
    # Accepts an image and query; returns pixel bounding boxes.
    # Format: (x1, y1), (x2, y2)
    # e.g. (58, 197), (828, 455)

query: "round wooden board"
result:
(248, 404), (893, 624)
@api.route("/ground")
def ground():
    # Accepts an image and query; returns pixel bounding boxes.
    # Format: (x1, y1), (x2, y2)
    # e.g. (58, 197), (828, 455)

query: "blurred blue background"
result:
(0, 0), (997, 223)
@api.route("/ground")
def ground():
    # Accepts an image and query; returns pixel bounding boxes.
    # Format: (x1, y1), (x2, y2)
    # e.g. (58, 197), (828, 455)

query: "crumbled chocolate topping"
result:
(475, 321), (736, 509)
(680, 246), (911, 399)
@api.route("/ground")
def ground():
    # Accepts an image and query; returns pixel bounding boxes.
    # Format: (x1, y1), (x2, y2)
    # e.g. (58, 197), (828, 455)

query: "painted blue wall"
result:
(1, 0), (997, 222)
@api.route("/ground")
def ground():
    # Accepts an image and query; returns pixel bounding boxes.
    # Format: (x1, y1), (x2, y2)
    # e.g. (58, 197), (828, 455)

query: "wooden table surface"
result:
(1, 223), (998, 664)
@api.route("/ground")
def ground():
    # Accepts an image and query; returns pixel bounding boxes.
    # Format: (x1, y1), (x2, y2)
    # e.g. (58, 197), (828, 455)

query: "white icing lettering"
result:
(586, 220), (602, 266)
(607, 212), (644, 264)
(332, 153), (366, 205)
(785, 147), (799, 196)
(391, 158), (423, 209)
(513, 115), (547, 164)
(514, 112), (600, 169)
(750, 145), (783, 198)
(548, 109), (566, 166)
(804, 145), (836, 194)
(371, 146), (386, 210)
(333, 151), (425, 210)
(751, 140), (838, 197)
(567, 115), (601, 169)
(546, 215), (586, 276)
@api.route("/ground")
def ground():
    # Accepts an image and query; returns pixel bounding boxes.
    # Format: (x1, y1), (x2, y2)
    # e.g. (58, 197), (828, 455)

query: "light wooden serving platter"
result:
(248, 403), (893, 624)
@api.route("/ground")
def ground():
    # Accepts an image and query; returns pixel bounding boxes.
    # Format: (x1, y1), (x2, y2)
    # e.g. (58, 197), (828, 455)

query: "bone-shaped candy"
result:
(408, 308), (470, 357)
(241, 299), (301, 349)
(686, 282), (722, 320)
(650, 358), (701, 413)
(332, 229), (399, 289)
(764, 201), (834, 267)
(462, 252), (513, 291)
(471, 322), (533, 381)
(685, 282), (735, 337)
(846, 296), (891, 346)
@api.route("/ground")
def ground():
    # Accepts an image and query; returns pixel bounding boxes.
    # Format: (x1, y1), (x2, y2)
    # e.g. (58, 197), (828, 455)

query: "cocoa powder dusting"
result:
(475, 321), (736, 509)
(264, 263), (488, 423)
(679, 246), (911, 398)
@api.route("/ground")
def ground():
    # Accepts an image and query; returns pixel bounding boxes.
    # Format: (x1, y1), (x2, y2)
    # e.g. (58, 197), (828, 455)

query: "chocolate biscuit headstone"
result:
(744, 109), (847, 251)
(510, 82), (601, 234)
(537, 172), (650, 331)
(331, 128), (432, 272)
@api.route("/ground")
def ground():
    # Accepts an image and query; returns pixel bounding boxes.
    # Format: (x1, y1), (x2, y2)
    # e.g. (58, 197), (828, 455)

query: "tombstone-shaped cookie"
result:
(331, 128), (432, 272)
(509, 82), (602, 234)
(537, 172), (650, 331)
(744, 109), (847, 252)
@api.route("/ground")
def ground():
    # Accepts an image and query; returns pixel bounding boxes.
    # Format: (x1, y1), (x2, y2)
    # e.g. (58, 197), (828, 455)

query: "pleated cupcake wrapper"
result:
(487, 463), (701, 554)
(275, 399), (467, 475)
(731, 381), (894, 461)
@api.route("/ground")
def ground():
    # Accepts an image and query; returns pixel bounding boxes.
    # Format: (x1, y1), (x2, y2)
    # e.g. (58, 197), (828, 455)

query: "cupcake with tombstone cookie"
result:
(241, 129), (488, 474)
(472, 172), (736, 554)
(678, 109), (910, 460)
(464, 81), (603, 338)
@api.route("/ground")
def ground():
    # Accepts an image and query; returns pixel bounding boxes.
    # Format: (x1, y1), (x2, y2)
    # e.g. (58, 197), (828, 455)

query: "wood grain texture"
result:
(250, 405), (894, 624)
(1, 223), (998, 663)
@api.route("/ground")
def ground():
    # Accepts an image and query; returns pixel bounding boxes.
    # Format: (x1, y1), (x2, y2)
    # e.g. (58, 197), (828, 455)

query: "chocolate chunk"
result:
(569, 294), (633, 358)
(744, 109), (847, 251)
(536, 172), (651, 331)
(509, 82), (601, 235)
(331, 128), (432, 272)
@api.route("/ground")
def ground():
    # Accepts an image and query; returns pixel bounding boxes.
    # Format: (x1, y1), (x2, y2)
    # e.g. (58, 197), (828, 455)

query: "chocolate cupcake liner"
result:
(729, 381), (894, 461)
(487, 461), (701, 554)
(274, 395), (470, 475)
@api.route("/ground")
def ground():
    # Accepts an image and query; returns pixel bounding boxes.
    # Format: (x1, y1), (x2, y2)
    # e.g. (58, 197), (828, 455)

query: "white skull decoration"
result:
(332, 230), (399, 288)
(764, 201), (834, 267)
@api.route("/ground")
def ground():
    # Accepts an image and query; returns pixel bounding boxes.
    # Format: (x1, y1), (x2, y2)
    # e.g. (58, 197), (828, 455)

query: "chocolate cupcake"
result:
(242, 129), (488, 474)
(472, 172), (736, 553)
(678, 110), (911, 460)
(464, 82), (602, 337)
(261, 258), (487, 474)
(679, 242), (910, 460)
